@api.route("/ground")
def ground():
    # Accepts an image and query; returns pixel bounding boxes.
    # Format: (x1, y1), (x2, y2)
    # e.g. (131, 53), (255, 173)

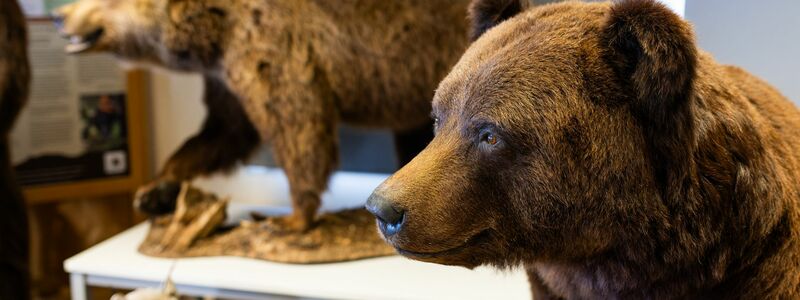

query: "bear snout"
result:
(52, 1), (108, 54)
(365, 192), (405, 237)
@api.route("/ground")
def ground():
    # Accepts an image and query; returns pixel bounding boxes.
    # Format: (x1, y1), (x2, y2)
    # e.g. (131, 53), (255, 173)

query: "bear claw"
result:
(134, 180), (182, 216)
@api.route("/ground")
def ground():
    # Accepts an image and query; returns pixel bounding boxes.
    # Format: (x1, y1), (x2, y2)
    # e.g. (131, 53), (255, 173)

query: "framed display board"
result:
(11, 18), (149, 203)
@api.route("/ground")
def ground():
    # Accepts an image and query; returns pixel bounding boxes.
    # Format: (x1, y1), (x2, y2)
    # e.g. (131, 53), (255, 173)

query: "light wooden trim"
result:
(24, 70), (151, 204)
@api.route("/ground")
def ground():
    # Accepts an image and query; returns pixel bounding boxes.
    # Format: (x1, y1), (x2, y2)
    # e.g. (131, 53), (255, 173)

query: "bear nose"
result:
(365, 192), (404, 236)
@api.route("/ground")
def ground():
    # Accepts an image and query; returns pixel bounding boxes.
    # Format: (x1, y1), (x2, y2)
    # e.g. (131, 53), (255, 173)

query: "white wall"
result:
(659, 0), (685, 17)
(148, 71), (204, 174)
(686, 0), (800, 104)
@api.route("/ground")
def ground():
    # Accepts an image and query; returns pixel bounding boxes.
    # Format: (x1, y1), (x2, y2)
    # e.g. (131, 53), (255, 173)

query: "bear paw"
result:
(134, 180), (181, 216)
(265, 214), (316, 235)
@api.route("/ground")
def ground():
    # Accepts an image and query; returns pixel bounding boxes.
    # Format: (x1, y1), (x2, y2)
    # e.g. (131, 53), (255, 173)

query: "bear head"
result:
(53, 0), (229, 71)
(367, 0), (698, 269)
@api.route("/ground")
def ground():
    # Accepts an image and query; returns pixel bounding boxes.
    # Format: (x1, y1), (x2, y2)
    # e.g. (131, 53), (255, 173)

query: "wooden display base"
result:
(138, 183), (395, 264)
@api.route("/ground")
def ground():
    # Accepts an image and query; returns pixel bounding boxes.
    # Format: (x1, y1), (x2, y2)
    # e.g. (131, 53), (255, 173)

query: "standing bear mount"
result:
(366, 0), (800, 298)
(54, 0), (471, 263)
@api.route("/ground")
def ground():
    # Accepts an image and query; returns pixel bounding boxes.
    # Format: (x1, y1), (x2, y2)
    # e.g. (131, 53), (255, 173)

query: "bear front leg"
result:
(135, 77), (260, 215)
(265, 100), (339, 233)
(160, 78), (260, 180)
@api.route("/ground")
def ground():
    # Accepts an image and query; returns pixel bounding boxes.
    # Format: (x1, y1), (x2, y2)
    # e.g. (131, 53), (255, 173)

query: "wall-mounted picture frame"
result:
(12, 18), (149, 203)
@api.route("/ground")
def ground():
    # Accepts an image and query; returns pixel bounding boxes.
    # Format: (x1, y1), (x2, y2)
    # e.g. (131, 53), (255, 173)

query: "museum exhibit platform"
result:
(64, 167), (531, 300)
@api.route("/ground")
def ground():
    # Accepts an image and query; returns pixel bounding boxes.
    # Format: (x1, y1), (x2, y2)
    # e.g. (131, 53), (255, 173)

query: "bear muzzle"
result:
(52, 2), (107, 54)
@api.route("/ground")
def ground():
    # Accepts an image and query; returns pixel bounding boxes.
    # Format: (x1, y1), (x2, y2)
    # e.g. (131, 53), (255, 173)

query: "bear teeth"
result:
(63, 29), (103, 54)
(65, 40), (91, 53)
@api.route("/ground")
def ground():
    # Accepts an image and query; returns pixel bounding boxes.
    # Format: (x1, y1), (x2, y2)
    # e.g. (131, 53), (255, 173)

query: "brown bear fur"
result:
(54, 0), (471, 230)
(367, 0), (800, 298)
(0, 0), (31, 298)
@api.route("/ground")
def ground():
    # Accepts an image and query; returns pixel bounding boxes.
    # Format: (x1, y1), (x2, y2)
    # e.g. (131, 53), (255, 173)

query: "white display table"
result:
(64, 167), (531, 300)
(64, 223), (530, 300)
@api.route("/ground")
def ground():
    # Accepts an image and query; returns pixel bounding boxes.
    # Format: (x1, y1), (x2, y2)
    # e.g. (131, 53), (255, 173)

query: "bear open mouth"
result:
(64, 28), (104, 54)
(394, 229), (492, 259)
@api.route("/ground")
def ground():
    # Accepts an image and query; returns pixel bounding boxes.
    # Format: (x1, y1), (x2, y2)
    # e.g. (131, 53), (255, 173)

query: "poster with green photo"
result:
(45, 0), (74, 11)
(11, 17), (132, 186)
(19, 0), (74, 17)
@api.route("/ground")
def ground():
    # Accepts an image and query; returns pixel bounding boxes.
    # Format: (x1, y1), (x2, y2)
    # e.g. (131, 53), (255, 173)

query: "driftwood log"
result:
(138, 183), (395, 263)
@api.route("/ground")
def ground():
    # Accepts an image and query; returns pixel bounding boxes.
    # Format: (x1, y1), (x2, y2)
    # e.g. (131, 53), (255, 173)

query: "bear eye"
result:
(481, 131), (498, 146)
(433, 117), (440, 131)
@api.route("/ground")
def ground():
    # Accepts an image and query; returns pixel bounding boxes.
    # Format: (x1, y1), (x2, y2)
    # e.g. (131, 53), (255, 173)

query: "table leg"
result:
(69, 273), (91, 300)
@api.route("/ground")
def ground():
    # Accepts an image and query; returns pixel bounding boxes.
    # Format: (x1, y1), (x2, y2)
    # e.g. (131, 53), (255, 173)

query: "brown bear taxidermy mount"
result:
(367, 0), (800, 298)
(0, 0), (31, 298)
(53, 0), (471, 232)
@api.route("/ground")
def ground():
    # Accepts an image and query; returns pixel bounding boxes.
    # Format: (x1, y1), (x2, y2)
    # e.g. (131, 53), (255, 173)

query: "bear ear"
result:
(603, 0), (698, 126)
(468, 0), (530, 41)
(603, 0), (699, 192)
